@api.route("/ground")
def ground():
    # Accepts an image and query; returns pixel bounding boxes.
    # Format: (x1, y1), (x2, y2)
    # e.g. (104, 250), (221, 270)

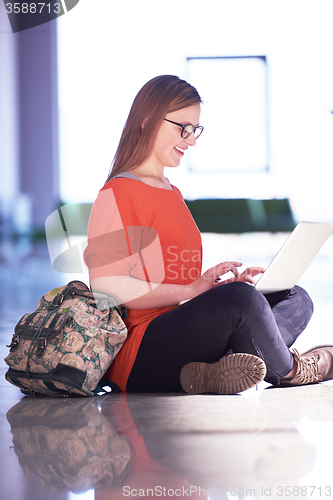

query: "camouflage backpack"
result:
(4, 281), (127, 396)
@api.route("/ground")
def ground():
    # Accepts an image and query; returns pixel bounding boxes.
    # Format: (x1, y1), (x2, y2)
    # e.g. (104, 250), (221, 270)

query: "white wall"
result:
(57, 0), (333, 222)
(0, 1), (19, 212)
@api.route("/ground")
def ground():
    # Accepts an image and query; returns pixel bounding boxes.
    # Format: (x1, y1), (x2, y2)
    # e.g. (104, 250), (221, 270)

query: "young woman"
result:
(84, 75), (333, 394)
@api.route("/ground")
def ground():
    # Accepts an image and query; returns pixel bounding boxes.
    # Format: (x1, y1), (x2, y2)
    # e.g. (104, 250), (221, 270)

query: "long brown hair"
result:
(106, 75), (202, 183)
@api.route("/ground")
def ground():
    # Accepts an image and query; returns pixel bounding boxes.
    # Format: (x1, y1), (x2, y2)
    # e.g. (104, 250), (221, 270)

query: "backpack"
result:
(4, 280), (127, 396)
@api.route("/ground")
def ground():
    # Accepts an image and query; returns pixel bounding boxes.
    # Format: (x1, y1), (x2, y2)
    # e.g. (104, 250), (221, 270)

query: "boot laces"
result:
(292, 349), (322, 384)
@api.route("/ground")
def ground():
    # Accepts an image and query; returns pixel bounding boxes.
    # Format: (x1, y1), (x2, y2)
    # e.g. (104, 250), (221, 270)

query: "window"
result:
(186, 56), (269, 173)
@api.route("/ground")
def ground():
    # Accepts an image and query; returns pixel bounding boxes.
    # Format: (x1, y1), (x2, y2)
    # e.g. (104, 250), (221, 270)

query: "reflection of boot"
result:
(180, 353), (266, 395)
(277, 345), (333, 386)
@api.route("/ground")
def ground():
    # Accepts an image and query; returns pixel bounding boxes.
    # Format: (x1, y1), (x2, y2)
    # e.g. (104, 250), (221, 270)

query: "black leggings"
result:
(126, 282), (314, 392)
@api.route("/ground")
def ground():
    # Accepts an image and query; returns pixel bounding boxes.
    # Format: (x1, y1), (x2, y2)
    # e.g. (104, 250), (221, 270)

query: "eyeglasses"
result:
(164, 119), (204, 140)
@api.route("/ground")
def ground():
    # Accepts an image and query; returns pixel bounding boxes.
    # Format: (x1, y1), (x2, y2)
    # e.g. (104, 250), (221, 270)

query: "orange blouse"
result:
(84, 178), (202, 391)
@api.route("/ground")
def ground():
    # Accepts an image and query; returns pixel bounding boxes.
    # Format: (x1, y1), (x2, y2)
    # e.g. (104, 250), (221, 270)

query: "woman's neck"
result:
(129, 165), (173, 190)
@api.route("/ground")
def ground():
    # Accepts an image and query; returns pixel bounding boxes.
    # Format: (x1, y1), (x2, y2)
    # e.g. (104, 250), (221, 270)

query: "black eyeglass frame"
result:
(164, 119), (204, 140)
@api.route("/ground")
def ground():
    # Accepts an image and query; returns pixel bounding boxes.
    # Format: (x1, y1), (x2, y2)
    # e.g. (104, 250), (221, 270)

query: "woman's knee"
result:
(289, 285), (314, 323)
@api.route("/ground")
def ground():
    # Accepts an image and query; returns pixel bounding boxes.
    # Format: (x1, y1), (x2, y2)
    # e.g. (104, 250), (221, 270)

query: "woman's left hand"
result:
(216, 267), (265, 285)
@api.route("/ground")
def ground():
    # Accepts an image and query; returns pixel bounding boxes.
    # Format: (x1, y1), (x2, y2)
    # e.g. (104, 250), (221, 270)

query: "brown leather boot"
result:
(180, 353), (267, 394)
(278, 345), (333, 386)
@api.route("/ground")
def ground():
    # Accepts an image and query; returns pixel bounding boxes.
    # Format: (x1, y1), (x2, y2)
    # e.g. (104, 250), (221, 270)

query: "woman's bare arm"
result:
(91, 261), (243, 309)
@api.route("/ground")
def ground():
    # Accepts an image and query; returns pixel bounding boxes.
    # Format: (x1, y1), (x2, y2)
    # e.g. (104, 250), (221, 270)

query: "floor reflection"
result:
(7, 395), (203, 499)
(5, 386), (333, 500)
(7, 397), (130, 493)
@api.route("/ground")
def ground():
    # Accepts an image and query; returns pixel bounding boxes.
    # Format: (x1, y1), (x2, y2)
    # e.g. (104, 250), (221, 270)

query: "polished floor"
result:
(1, 234), (333, 500)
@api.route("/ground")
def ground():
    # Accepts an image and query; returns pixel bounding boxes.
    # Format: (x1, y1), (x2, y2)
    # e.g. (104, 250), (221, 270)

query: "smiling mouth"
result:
(175, 146), (185, 154)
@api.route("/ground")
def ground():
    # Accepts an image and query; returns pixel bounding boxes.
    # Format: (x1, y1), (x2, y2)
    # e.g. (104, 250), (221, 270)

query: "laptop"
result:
(255, 221), (333, 294)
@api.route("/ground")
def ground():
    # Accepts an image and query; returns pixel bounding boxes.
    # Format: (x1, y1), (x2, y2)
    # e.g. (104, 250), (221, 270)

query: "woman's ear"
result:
(141, 117), (148, 130)
(139, 118), (148, 136)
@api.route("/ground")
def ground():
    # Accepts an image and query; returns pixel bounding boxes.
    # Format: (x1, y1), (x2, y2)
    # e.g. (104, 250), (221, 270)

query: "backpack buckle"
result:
(6, 334), (19, 351)
(36, 338), (47, 356)
(48, 292), (65, 310)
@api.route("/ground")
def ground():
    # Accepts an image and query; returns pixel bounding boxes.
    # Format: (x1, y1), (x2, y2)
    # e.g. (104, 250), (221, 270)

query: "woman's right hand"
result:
(188, 261), (242, 298)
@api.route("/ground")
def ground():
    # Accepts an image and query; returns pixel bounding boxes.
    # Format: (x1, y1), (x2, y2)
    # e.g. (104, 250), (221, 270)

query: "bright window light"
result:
(186, 56), (268, 173)
(57, 1), (333, 217)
